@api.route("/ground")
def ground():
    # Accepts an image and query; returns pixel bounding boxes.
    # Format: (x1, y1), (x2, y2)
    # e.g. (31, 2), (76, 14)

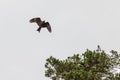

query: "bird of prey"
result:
(29, 17), (52, 33)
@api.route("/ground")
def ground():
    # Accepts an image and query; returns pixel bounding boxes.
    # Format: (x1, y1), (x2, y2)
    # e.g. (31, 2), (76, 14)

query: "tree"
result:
(45, 46), (120, 80)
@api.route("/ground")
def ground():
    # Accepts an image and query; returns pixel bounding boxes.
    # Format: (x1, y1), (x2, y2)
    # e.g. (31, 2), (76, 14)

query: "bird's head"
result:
(42, 20), (45, 23)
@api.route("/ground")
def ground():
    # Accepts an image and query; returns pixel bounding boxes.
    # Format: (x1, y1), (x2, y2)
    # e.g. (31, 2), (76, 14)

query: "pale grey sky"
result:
(0, 0), (120, 80)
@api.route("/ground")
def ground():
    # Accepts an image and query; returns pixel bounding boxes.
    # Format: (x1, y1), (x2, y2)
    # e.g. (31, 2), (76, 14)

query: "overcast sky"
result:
(0, 0), (120, 80)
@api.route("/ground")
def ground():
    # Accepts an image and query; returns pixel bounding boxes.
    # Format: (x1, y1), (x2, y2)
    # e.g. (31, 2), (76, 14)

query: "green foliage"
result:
(105, 73), (120, 80)
(45, 46), (120, 80)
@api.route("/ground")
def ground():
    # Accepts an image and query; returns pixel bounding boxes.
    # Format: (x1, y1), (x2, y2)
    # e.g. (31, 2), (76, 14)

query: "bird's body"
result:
(30, 17), (52, 33)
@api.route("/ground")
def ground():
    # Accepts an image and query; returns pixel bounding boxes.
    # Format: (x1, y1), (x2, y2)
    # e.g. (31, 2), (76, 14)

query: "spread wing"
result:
(30, 17), (42, 26)
(29, 18), (42, 23)
(46, 22), (52, 32)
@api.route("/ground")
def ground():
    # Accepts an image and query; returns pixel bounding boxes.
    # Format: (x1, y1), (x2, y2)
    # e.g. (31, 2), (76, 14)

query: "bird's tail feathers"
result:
(37, 27), (41, 32)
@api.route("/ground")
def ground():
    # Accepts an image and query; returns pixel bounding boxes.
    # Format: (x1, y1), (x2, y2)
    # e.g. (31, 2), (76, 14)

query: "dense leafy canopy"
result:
(45, 46), (120, 80)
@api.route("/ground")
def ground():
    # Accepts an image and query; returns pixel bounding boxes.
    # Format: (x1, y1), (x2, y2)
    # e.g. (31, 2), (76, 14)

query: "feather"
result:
(29, 17), (52, 33)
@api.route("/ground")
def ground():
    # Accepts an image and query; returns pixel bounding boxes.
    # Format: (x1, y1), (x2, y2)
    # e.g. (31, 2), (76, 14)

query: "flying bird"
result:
(29, 17), (52, 33)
